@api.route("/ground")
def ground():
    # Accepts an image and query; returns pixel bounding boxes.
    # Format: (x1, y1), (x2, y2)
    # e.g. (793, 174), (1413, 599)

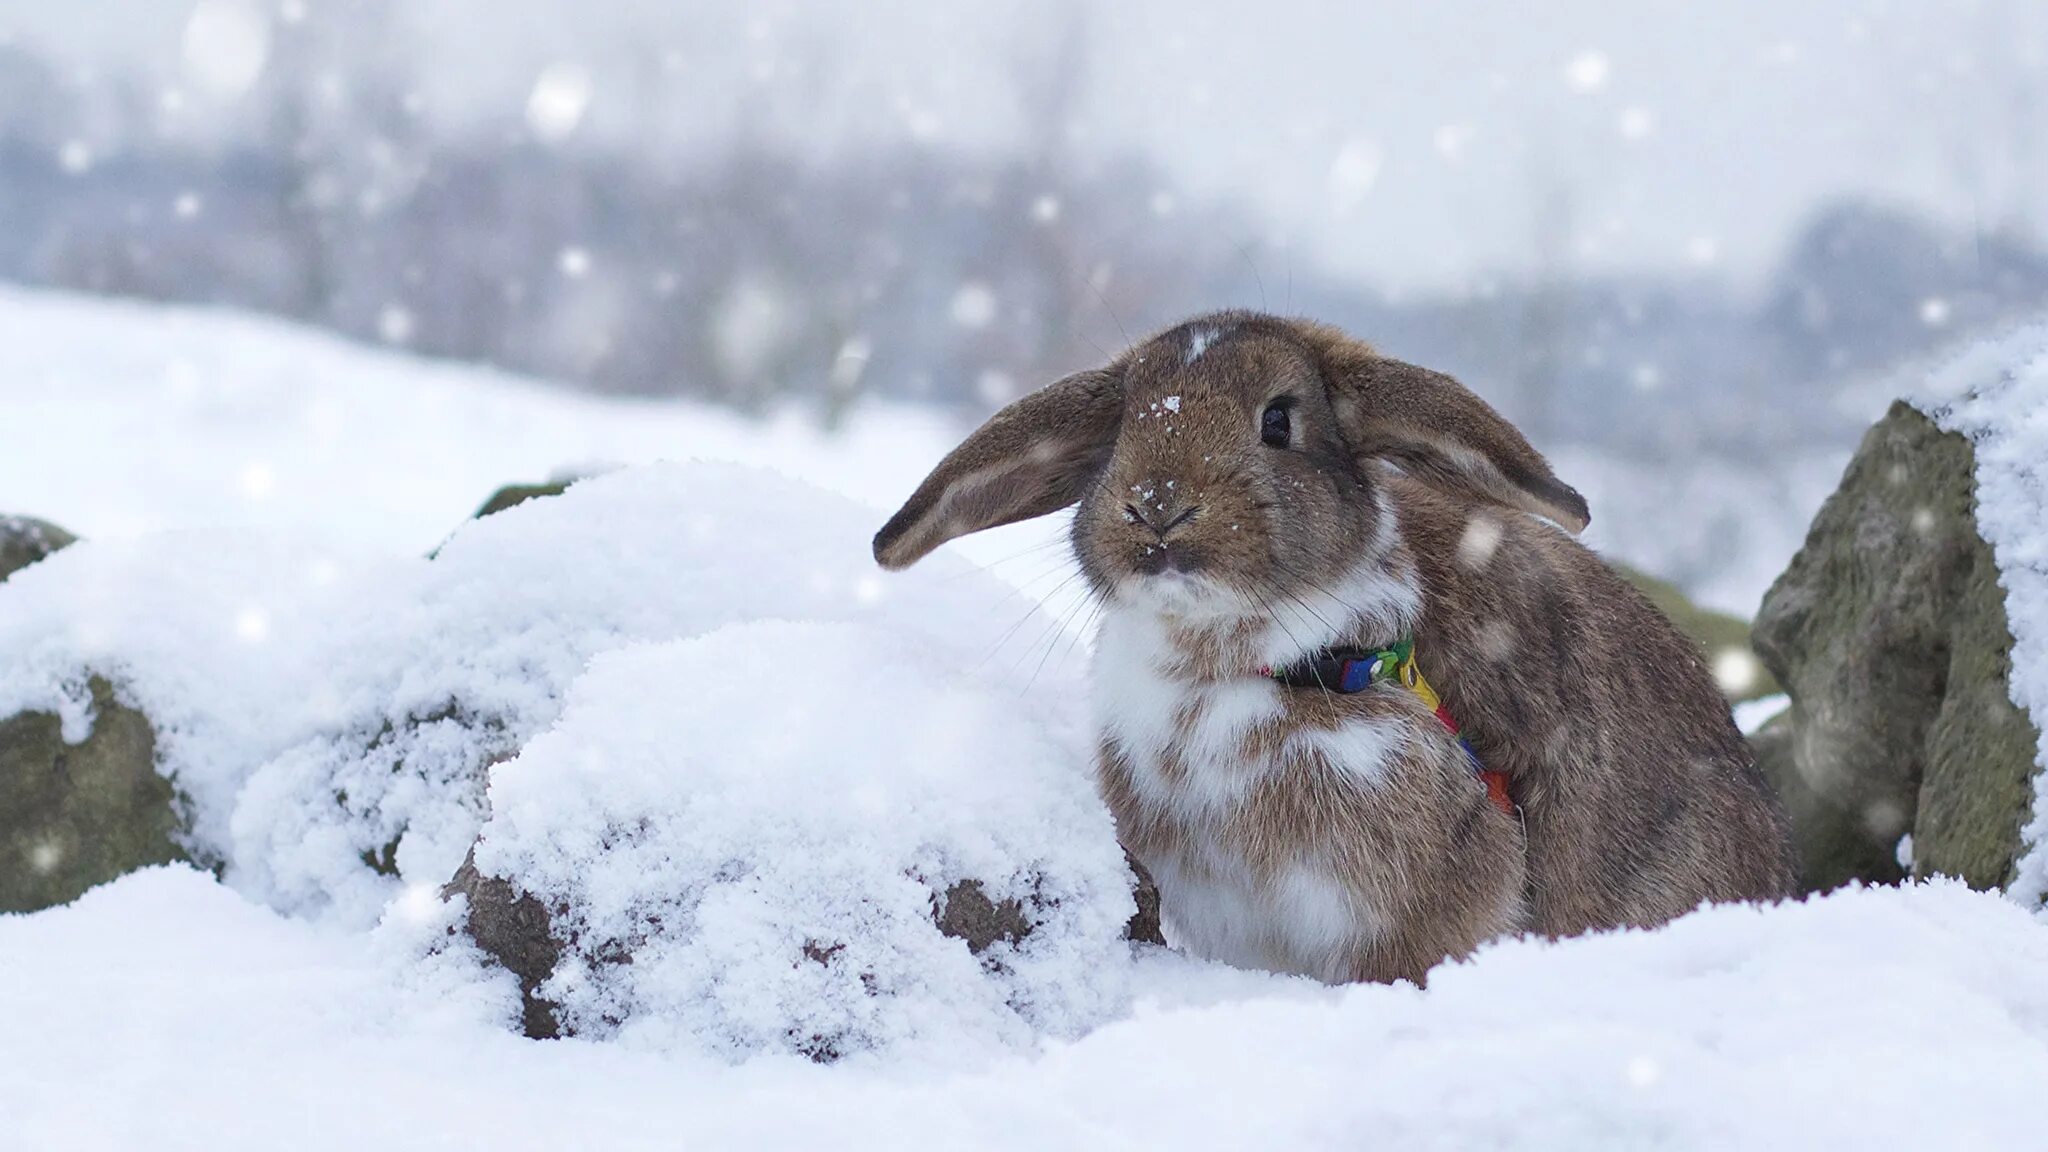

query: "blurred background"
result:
(3, 0), (2046, 612)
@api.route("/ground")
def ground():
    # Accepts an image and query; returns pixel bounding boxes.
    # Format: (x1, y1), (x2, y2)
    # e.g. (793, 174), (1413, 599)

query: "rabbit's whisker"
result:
(1023, 584), (1102, 696)
(979, 567), (1089, 669)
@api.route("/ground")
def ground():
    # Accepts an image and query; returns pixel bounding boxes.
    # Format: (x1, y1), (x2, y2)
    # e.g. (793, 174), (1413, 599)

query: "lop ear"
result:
(874, 369), (1123, 569)
(1325, 350), (1590, 534)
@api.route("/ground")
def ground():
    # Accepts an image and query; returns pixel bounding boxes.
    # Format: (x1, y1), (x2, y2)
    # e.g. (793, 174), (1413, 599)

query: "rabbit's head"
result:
(875, 311), (1587, 614)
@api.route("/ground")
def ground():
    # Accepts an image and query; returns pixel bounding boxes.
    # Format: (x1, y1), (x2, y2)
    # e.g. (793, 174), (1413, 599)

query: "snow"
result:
(525, 63), (594, 142)
(1731, 693), (1789, 736)
(0, 461), (1101, 925)
(1552, 446), (1848, 616)
(0, 285), (1814, 616)
(180, 0), (270, 98)
(5, 867), (2048, 1150)
(0, 285), (960, 555)
(1915, 320), (2048, 908)
(470, 625), (1138, 1061)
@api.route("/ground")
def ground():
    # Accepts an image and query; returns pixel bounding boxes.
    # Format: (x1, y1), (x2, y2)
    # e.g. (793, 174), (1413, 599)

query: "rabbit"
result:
(873, 310), (1798, 983)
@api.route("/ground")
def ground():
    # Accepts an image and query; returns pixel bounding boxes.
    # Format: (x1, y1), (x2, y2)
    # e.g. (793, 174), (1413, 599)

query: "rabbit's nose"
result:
(1122, 502), (1203, 541)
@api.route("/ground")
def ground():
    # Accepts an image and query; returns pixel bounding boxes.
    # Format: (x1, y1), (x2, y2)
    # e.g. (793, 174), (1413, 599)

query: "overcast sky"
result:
(3, 0), (2044, 292)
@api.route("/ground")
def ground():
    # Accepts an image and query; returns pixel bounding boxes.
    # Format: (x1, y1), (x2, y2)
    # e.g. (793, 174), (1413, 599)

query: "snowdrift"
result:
(4, 866), (2045, 1150)
(462, 625), (1140, 1060)
(0, 460), (1175, 1062)
(0, 285), (964, 553)
(0, 462), (1099, 926)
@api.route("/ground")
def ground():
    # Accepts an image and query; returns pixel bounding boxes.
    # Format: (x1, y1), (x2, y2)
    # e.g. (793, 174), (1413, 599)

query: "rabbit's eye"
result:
(1260, 400), (1292, 447)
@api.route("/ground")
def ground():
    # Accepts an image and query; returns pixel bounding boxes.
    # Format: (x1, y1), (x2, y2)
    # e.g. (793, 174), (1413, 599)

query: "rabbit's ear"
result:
(874, 369), (1123, 569)
(1324, 351), (1590, 534)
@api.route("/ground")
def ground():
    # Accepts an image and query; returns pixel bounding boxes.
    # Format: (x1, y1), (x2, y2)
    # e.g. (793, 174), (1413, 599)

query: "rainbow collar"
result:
(1263, 638), (1516, 817)
(1264, 637), (1424, 695)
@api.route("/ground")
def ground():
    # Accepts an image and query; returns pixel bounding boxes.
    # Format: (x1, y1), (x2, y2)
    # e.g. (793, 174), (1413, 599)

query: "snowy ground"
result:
(5, 290), (2047, 1149)
(5, 868), (2045, 1150)
(0, 285), (958, 550)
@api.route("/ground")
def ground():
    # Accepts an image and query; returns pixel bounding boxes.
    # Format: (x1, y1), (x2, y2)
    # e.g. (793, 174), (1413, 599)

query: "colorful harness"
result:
(1264, 637), (1516, 817)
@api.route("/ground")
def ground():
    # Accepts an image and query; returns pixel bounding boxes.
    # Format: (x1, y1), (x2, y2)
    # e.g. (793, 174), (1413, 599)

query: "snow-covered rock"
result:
(1918, 322), (2048, 907)
(4, 515), (187, 914)
(1752, 322), (2048, 903)
(0, 370), (1156, 1058)
(0, 675), (182, 912)
(447, 625), (1143, 1062)
(1751, 402), (2030, 891)
(0, 463), (1093, 925)
(0, 514), (75, 583)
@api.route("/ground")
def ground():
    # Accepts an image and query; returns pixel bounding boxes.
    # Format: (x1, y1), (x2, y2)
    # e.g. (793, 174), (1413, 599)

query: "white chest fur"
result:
(1092, 607), (1285, 814)
(1090, 563), (1422, 982)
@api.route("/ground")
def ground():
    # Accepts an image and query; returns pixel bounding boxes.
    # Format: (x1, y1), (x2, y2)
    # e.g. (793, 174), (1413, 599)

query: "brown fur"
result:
(1394, 477), (1798, 933)
(1094, 633), (1528, 984)
(875, 309), (1798, 981)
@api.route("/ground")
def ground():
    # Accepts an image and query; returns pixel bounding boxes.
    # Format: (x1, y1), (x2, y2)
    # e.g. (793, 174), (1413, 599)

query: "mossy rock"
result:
(1, 677), (187, 912)
(0, 515), (77, 583)
(427, 481), (579, 560)
(421, 482), (577, 561)
(471, 481), (574, 521)
(1609, 562), (1780, 703)
(1751, 401), (2038, 893)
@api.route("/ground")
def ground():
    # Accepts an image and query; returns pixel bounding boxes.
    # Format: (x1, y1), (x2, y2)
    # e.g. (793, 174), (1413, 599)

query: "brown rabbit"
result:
(874, 311), (1797, 983)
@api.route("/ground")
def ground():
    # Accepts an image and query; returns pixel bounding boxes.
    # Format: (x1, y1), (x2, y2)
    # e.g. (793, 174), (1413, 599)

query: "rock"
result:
(0, 676), (186, 912)
(0, 515), (77, 583)
(446, 844), (1166, 1043)
(443, 846), (564, 1039)
(1124, 852), (1165, 946)
(932, 879), (1034, 955)
(471, 481), (573, 522)
(1612, 562), (1780, 703)
(426, 481), (577, 559)
(1751, 401), (2039, 892)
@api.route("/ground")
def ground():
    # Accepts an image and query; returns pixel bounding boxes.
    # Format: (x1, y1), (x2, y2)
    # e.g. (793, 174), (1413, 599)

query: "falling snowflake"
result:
(235, 606), (271, 644)
(239, 461), (276, 500)
(1327, 139), (1383, 215)
(57, 140), (92, 175)
(950, 283), (998, 329)
(28, 840), (62, 875)
(377, 305), (415, 345)
(527, 64), (593, 142)
(1565, 50), (1611, 93)
(182, 0), (272, 99)
(1712, 647), (1761, 696)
